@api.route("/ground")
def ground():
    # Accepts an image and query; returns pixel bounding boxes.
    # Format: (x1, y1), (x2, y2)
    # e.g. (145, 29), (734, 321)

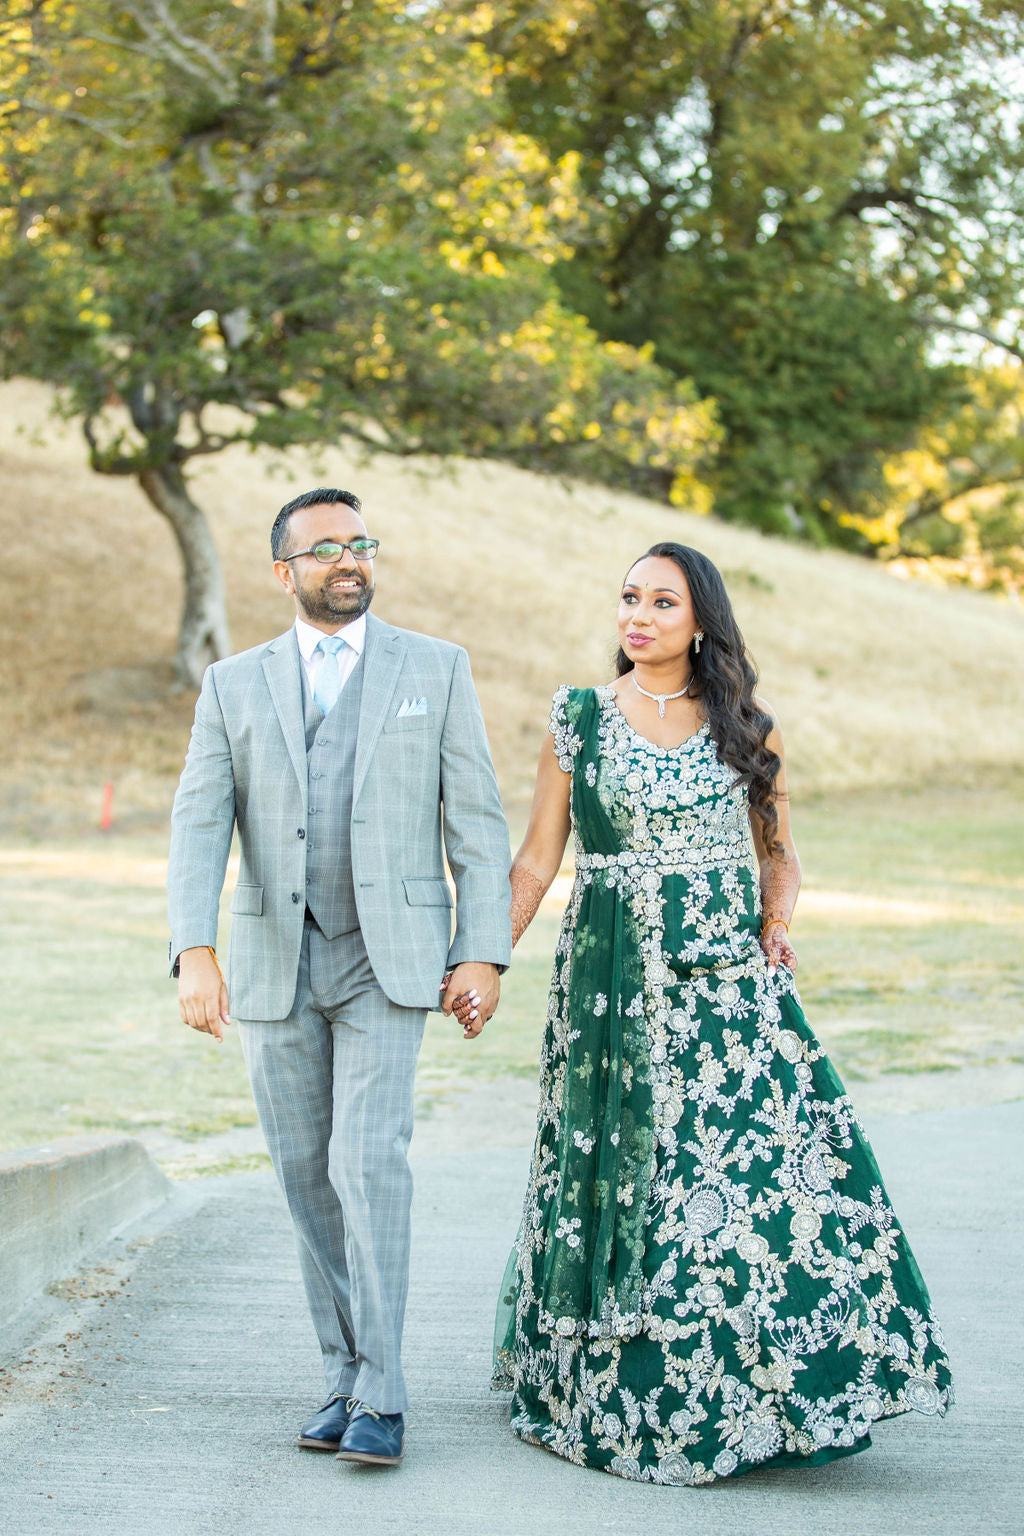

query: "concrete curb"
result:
(0, 1134), (171, 1326)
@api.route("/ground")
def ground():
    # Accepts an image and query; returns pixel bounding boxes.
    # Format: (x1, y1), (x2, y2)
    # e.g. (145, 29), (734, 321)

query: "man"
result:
(168, 488), (511, 1467)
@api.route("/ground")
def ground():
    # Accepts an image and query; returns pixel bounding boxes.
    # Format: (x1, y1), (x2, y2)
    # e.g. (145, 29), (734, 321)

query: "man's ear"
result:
(273, 559), (295, 595)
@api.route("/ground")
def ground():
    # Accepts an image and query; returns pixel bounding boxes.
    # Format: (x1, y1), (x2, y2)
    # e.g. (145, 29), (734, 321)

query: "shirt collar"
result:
(294, 611), (367, 661)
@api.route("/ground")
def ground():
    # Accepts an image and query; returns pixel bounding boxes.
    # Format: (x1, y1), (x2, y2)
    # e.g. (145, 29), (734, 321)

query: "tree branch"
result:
(339, 423), (423, 457)
(708, 2), (786, 152)
(917, 316), (1024, 365)
(263, 8), (352, 94)
(175, 403), (254, 461)
(258, 0), (277, 67)
(0, 92), (135, 148)
(174, 432), (253, 462)
(899, 467), (1024, 534)
(117, 0), (237, 104)
(835, 185), (937, 222)
(82, 413), (149, 475)
(76, 25), (173, 60)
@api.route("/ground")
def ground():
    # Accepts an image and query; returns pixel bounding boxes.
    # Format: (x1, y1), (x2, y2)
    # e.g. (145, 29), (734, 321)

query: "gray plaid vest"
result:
(301, 653), (364, 938)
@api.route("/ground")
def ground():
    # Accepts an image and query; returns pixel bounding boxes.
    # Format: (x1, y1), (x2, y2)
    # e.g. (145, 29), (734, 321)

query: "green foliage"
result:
(630, 234), (957, 544)
(485, 0), (1024, 563)
(849, 366), (1024, 592)
(1, 0), (1022, 603)
(0, 0), (714, 494)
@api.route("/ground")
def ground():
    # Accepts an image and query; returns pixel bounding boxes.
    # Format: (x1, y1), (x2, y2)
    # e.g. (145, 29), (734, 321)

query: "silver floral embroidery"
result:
(497, 686), (953, 1484)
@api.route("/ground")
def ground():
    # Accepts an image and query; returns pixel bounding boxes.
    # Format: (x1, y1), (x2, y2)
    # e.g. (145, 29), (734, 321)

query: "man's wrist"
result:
(179, 945), (221, 970)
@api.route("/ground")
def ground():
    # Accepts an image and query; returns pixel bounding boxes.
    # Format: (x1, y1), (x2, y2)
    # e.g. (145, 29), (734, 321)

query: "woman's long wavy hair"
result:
(615, 542), (783, 855)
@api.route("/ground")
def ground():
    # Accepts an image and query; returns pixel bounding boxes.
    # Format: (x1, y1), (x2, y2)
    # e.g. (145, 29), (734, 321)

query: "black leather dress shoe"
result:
(335, 1405), (405, 1465)
(297, 1395), (356, 1451)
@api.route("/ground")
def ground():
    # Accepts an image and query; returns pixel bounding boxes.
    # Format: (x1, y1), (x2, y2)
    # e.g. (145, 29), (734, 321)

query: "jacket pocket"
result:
(402, 877), (453, 908)
(230, 883), (264, 916)
(382, 713), (431, 734)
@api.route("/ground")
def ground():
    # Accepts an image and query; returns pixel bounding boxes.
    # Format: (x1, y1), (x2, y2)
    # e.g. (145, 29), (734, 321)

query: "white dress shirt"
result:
(294, 612), (366, 703)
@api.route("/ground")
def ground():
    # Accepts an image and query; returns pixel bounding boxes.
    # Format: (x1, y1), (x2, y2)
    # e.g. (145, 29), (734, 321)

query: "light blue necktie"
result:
(313, 634), (348, 716)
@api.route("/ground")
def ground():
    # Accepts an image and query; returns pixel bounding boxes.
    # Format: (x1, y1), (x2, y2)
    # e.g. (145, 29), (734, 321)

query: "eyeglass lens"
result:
(312, 540), (378, 562)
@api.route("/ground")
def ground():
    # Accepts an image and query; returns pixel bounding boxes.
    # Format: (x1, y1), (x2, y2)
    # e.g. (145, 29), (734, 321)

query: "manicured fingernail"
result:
(469, 1009), (478, 1020)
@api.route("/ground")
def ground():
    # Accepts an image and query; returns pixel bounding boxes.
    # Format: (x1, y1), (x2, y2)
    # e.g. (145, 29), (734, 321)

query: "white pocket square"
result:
(396, 697), (428, 718)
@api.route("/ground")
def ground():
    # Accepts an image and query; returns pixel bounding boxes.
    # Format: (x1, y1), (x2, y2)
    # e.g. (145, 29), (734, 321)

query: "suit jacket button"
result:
(291, 892), (301, 903)
(297, 828), (306, 839)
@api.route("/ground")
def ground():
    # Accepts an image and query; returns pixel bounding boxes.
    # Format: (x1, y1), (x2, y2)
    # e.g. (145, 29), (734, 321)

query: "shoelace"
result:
(334, 1396), (395, 1424)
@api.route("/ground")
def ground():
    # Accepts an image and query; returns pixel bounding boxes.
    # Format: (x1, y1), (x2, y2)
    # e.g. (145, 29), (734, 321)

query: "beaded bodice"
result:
(553, 683), (758, 882)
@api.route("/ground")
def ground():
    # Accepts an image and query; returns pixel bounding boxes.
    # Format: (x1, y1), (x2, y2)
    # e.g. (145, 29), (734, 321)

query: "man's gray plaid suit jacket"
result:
(168, 614), (511, 1019)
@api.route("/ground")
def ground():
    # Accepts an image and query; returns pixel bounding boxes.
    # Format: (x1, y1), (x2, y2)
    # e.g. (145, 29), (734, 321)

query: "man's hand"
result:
(178, 946), (231, 1042)
(440, 962), (500, 1039)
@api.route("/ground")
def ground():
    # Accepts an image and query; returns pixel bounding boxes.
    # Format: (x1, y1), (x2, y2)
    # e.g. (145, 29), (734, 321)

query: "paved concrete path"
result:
(1, 1101), (1021, 1536)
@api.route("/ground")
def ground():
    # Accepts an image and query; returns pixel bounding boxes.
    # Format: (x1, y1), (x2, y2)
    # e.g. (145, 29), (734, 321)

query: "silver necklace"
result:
(632, 673), (692, 718)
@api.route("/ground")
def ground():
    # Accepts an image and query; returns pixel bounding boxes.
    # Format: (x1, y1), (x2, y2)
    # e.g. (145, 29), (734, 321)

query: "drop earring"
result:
(693, 631), (704, 654)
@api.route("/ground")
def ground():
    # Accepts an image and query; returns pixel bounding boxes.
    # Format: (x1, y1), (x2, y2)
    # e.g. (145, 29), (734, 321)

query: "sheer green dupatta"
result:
(495, 689), (655, 1375)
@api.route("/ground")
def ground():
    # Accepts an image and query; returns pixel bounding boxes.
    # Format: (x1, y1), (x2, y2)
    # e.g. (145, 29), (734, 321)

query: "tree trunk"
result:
(138, 463), (231, 688)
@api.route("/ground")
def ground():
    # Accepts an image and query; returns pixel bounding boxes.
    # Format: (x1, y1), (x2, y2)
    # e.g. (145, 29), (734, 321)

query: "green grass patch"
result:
(1, 775), (1021, 1154)
(793, 777), (1024, 1079)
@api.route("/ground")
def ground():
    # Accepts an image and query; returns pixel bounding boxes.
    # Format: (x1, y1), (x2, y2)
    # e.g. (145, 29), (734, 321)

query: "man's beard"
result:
(296, 572), (374, 626)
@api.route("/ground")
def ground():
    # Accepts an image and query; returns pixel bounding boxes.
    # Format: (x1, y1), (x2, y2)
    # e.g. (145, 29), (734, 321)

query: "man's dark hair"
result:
(270, 488), (363, 560)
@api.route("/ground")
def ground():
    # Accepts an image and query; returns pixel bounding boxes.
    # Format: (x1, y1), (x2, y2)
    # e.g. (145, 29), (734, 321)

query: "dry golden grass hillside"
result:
(2, 377), (1022, 835)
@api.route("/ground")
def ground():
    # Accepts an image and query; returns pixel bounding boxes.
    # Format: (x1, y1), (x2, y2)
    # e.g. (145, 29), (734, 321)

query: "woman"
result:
(474, 542), (952, 1484)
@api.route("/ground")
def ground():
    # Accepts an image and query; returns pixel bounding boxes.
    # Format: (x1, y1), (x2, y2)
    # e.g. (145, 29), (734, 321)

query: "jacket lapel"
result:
(261, 629), (308, 805)
(353, 615), (405, 801)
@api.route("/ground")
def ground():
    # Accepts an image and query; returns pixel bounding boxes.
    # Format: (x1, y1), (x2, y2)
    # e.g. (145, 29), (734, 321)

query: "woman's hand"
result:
(440, 967), (494, 1039)
(449, 986), (484, 1039)
(761, 920), (797, 972)
(749, 707), (802, 979)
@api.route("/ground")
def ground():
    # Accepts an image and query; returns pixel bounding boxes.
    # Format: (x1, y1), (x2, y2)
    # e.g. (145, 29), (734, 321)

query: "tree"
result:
(0, 1), (716, 683)
(483, 0), (1024, 547)
(860, 364), (1024, 593)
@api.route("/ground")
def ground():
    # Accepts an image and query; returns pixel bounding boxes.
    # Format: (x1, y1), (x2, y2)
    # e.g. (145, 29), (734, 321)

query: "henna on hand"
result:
(511, 864), (548, 946)
(759, 850), (800, 970)
(451, 987), (485, 1037)
(762, 920), (798, 971)
(759, 856), (799, 932)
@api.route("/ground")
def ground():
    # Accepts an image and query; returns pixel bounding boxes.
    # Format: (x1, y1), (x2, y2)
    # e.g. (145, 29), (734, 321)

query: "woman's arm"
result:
(452, 729), (574, 1030)
(510, 734), (573, 945)
(750, 708), (801, 971)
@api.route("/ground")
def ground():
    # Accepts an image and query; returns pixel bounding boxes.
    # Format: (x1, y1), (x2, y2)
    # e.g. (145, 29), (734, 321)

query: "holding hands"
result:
(440, 961), (500, 1039)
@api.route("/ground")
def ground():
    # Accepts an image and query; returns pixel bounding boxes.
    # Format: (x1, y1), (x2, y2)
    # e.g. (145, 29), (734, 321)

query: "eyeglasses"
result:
(283, 538), (380, 563)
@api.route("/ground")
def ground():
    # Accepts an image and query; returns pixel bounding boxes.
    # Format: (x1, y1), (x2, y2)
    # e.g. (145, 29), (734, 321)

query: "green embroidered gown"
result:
(493, 686), (953, 1483)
